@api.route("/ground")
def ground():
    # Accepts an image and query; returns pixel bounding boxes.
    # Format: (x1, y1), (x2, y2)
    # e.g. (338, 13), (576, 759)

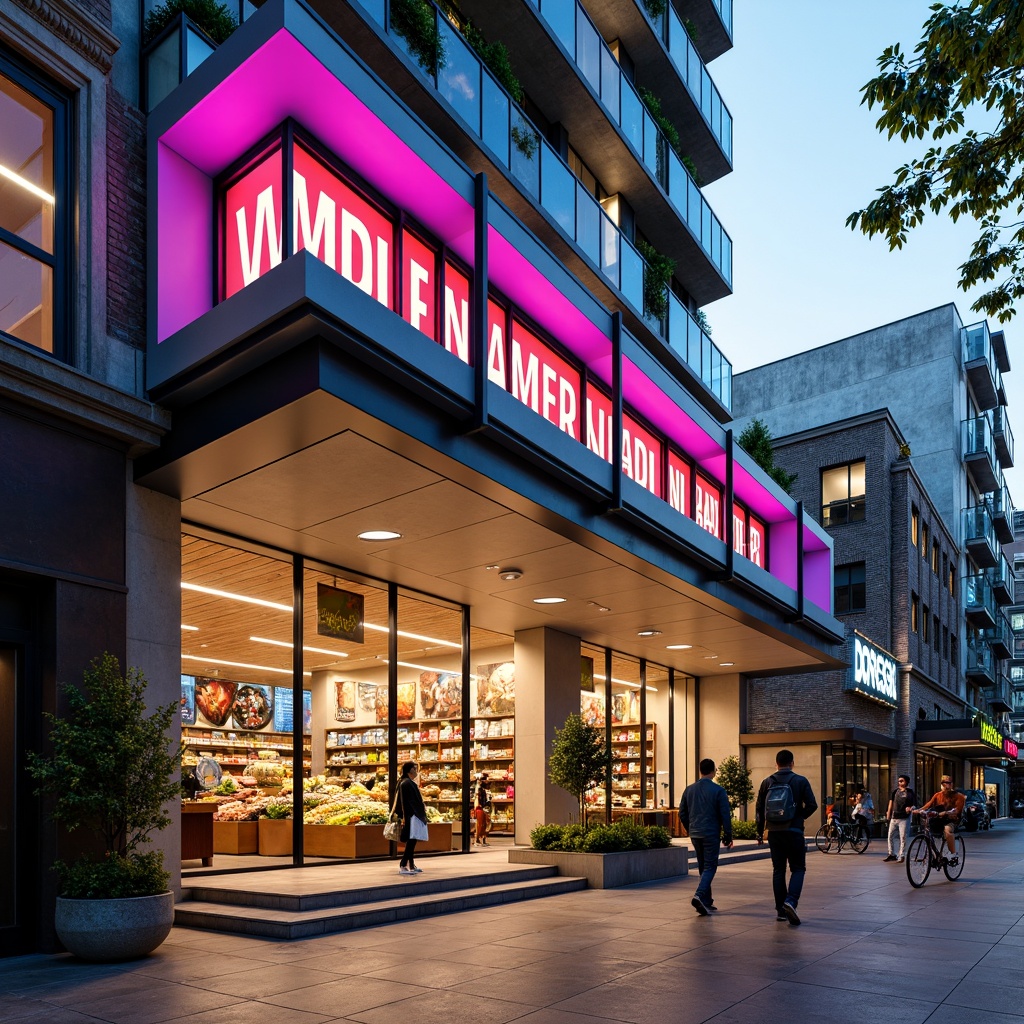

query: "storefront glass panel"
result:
(824, 742), (893, 835)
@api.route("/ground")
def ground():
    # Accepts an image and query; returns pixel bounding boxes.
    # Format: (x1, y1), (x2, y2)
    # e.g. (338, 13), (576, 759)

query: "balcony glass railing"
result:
(967, 637), (995, 679)
(963, 504), (998, 551)
(990, 482), (1014, 521)
(713, 0), (734, 37)
(526, 0), (731, 287)
(990, 557), (1016, 603)
(963, 320), (1002, 400)
(992, 405), (1015, 465)
(631, 0), (733, 163)
(983, 615), (1014, 657)
(354, 0), (733, 407)
(965, 574), (996, 619)
(963, 414), (998, 477)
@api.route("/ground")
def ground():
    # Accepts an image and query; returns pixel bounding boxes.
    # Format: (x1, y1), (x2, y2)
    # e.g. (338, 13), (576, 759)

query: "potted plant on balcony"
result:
(27, 654), (182, 961)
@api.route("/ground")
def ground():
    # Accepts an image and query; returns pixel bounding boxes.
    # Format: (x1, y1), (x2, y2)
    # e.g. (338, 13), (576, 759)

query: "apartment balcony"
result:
(962, 415), (1000, 494)
(962, 320), (1002, 411)
(983, 675), (1013, 714)
(520, 0), (734, 184)
(964, 574), (997, 629)
(675, 0), (732, 60)
(989, 483), (1015, 543)
(990, 557), (1015, 606)
(456, 0), (733, 301)
(992, 406), (1014, 468)
(992, 328), (1010, 373)
(963, 505), (999, 569)
(967, 637), (996, 684)
(985, 615), (1015, 660)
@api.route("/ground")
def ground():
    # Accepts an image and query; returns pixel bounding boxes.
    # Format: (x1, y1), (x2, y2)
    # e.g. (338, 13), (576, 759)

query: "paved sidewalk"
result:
(3, 822), (1024, 1023)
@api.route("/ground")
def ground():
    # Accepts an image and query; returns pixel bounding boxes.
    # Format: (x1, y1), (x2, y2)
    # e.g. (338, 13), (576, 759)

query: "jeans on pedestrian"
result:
(767, 829), (806, 910)
(690, 835), (720, 903)
(888, 816), (908, 857)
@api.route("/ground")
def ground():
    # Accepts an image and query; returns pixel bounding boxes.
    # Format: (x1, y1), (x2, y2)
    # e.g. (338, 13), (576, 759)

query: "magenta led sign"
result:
(219, 128), (768, 567)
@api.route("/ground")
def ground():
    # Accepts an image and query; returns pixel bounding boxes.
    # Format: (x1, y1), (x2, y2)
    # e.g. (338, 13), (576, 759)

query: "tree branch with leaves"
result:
(548, 713), (610, 827)
(847, 1), (1024, 323)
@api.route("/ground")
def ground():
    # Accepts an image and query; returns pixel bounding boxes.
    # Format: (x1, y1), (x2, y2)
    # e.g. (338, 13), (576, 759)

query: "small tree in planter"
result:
(27, 654), (183, 959)
(143, 0), (237, 45)
(715, 755), (754, 817)
(548, 713), (609, 827)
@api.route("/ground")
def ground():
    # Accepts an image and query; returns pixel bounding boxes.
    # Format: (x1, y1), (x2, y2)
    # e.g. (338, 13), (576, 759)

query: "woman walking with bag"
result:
(397, 761), (429, 875)
(473, 773), (491, 846)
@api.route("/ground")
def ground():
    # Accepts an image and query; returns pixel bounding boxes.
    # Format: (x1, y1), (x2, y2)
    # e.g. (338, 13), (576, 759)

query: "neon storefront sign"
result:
(219, 128), (768, 567)
(980, 719), (1002, 751)
(846, 633), (899, 707)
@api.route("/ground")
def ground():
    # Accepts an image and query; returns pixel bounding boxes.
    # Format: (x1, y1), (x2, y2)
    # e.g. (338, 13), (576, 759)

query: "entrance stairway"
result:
(175, 862), (586, 939)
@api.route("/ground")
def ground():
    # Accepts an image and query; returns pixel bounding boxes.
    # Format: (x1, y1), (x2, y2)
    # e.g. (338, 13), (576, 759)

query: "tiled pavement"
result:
(3, 821), (1024, 1023)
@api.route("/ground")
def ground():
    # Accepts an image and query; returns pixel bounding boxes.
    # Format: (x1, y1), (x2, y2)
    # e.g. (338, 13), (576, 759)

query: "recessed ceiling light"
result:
(181, 653), (312, 677)
(250, 636), (350, 658)
(533, 597), (566, 604)
(703, 654), (719, 660)
(498, 568), (523, 581)
(485, 564), (500, 570)
(588, 601), (611, 612)
(637, 629), (662, 638)
(666, 644), (693, 650)
(720, 662), (735, 667)
(181, 624), (199, 631)
(358, 530), (402, 541)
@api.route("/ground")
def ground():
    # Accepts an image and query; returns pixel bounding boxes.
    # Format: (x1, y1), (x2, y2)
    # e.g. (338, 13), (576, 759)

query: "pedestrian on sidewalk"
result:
(755, 749), (817, 926)
(884, 775), (916, 862)
(397, 761), (429, 874)
(679, 757), (733, 916)
(473, 772), (491, 846)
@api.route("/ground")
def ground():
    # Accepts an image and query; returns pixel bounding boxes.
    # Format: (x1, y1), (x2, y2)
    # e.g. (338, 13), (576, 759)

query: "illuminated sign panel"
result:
(1004, 738), (1019, 759)
(218, 127), (774, 570)
(980, 719), (1002, 751)
(846, 633), (899, 707)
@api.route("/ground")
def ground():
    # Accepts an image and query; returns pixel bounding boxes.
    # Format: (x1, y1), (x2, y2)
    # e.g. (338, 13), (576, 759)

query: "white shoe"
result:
(399, 867), (414, 875)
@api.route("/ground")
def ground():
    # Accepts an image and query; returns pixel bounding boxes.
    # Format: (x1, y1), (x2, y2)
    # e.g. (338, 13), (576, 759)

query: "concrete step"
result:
(175, 874), (587, 939)
(183, 864), (562, 912)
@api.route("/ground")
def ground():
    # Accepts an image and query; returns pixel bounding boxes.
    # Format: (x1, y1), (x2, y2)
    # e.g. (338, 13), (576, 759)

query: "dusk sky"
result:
(705, 2), (1022, 500)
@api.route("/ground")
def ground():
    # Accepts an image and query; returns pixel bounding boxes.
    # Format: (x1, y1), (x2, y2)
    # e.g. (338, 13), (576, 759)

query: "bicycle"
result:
(814, 817), (869, 854)
(905, 810), (965, 887)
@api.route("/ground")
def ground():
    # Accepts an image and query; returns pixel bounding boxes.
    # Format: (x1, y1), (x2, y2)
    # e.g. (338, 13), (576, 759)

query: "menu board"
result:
(273, 687), (313, 733)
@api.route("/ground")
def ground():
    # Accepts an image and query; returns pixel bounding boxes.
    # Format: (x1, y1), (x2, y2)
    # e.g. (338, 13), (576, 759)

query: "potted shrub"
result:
(26, 654), (182, 961)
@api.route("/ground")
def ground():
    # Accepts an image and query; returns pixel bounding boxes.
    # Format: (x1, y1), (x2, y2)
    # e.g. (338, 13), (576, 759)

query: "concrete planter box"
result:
(55, 892), (174, 961)
(213, 820), (259, 855)
(508, 845), (688, 888)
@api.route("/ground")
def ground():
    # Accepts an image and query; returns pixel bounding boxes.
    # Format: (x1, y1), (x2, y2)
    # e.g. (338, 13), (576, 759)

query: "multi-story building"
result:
(733, 304), (1020, 810)
(3, 0), (849, 956)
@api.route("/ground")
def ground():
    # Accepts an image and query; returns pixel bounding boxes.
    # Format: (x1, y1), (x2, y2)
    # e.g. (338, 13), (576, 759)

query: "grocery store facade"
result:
(2, 0), (846, 955)
(139, 0), (843, 860)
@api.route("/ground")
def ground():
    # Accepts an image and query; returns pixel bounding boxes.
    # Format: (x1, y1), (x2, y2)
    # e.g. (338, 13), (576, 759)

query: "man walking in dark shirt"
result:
(755, 749), (817, 926)
(679, 758), (733, 916)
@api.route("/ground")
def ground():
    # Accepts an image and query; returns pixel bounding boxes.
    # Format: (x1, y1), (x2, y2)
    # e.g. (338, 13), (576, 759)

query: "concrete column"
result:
(513, 626), (580, 842)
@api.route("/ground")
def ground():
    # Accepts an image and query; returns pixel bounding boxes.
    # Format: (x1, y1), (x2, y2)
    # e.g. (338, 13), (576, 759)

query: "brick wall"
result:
(106, 87), (146, 348)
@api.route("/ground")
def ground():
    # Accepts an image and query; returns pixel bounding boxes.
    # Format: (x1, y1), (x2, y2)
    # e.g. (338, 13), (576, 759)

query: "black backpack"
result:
(764, 774), (796, 824)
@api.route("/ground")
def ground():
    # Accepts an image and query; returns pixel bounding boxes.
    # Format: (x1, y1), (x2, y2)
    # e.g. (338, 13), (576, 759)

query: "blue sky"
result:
(705, 1), (1021, 505)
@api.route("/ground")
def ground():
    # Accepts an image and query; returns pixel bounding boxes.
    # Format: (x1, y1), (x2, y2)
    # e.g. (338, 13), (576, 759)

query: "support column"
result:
(513, 626), (580, 842)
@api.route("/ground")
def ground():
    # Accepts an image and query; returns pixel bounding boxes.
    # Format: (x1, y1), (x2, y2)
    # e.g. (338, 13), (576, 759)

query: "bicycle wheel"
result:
(815, 825), (834, 853)
(906, 834), (932, 887)
(943, 835), (966, 880)
(851, 824), (870, 853)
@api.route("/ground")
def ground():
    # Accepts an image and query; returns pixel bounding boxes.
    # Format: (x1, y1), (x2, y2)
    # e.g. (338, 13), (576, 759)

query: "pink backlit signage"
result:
(1005, 738), (1019, 760)
(218, 127), (771, 568)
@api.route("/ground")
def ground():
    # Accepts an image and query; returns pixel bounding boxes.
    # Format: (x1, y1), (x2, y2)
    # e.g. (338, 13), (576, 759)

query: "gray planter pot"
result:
(55, 891), (174, 961)
(508, 846), (688, 888)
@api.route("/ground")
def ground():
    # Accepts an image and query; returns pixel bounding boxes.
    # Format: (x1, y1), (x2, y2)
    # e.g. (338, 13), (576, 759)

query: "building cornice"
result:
(13, 0), (120, 72)
(0, 340), (170, 456)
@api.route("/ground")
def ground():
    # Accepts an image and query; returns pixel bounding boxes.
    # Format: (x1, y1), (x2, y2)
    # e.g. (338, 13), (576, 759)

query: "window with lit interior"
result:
(0, 57), (68, 357)
(821, 460), (865, 526)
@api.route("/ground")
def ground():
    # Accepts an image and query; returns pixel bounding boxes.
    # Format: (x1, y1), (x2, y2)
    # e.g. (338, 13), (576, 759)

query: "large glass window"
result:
(834, 563), (866, 614)
(821, 460), (865, 526)
(0, 59), (67, 356)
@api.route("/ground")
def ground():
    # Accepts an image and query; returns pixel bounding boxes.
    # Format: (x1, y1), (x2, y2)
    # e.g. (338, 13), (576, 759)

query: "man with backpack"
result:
(755, 749), (817, 926)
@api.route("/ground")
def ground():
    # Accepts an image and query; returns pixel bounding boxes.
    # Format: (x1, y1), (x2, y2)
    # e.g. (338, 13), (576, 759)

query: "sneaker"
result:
(782, 902), (801, 926)
(398, 867), (414, 875)
(707, 904), (719, 912)
(411, 866), (424, 873)
(776, 913), (787, 922)
(883, 854), (897, 862)
(691, 895), (710, 917)
(897, 857), (905, 862)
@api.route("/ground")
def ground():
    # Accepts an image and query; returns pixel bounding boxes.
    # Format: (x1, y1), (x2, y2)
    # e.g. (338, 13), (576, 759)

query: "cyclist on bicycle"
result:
(913, 776), (964, 858)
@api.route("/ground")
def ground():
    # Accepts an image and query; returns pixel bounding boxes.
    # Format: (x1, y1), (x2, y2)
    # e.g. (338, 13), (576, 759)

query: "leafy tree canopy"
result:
(737, 417), (796, 494)
(715, 755), (754, 813)
(548, 713), (609, 827)
(848, 1), (1024, 323)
